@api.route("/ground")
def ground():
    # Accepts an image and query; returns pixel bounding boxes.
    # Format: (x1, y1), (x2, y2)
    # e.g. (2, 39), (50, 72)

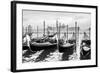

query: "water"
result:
(22, 33), (91, 63)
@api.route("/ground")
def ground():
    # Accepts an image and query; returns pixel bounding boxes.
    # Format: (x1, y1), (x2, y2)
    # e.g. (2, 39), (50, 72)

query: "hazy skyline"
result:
(23, 10), (91, 31)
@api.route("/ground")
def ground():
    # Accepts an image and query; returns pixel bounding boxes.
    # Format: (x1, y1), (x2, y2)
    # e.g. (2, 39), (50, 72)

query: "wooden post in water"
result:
(67, 25), (68, 42)
(47, 26), (50, 36)
(53, 24), (54, 34)
(43, 20), (45, 36)
(59, 23), (61, 39)
(25, 26), (28, 35)
(37, 26), (38, 38)
(47, 26), (48, 36)
(78, 26), (79, 43)
(56, 20), (58, 37)
(89, 27), (91, 40)
(78, 25), (80, 60)
(56, 20), (59, 52)
(75, 21), (77, 52)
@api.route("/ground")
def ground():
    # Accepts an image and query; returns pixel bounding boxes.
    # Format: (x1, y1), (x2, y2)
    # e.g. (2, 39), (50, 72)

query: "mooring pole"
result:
(56, 20), (59, 52)
(67, 25), (68, 42)
(59, 23), (61, 39)
(89, 27), (91, 40)
(43, 20), (45, 36)
(37, 26), (38, 38)
(78, 26), (79, 43)
(75, 21), (77, 52)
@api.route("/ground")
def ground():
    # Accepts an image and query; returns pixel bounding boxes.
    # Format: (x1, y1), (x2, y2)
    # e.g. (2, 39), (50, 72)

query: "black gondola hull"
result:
(59, 44), (75, 55)
(30, 43), (57, 51)
(80, 48), (91, 60)
(80, 40), (91, 60)
(23, 46), (29, 50)
(81, 40), (91, 46)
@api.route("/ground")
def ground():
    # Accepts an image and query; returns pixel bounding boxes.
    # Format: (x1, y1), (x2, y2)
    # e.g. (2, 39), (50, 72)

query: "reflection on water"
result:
(35, 48), (57, 62)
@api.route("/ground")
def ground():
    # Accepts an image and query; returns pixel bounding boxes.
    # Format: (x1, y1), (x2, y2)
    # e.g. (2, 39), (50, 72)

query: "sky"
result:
(23, 10), (91, 31)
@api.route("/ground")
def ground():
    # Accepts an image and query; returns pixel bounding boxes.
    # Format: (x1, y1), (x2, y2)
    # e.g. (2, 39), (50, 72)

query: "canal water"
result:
(22, 33), (90, 63)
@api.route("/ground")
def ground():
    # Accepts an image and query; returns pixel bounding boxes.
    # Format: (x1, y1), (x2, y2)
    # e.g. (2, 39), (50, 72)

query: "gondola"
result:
(68, 40), (76, 44)
(81, 40), (91, 46)
(59, 43), (75, 54)
(30, 33), (58, 51)
(23, 41), (29, 50)
(80, 32), (91, 60)
(80, 44), (91, 60)
(30, 42), (57, 51)
(81, 32), (91, 46)
(59, 32), (76, 53)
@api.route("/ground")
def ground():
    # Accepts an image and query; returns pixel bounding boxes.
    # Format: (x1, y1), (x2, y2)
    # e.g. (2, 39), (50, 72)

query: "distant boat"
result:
(82, 32), (90, 40)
